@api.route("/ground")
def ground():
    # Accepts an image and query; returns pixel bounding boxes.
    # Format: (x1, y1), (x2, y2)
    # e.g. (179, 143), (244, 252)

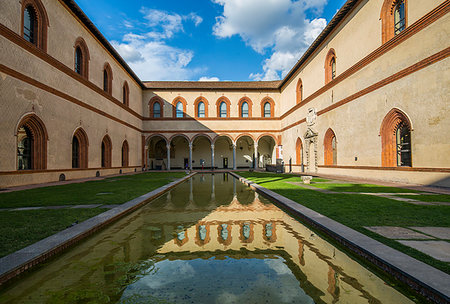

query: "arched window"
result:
(153, 102), (161, 118)
(219, 102), (227, 117)
(381, 0), (407, 43)
(260, 97), (274, 118)
(74, 47), (82, 75)
(122, 140), (129, 167)
(324, 128), (337, 165)
(296, 138), (303, 165)
(296, 79), (303, 104)
(263, 102), (271, 117)
(122, 82), (129, 106)
(241, 102), (249, 117)
(73, 37), (90, 79)
(17, 126), (32, 170)
(380, 108), (412, 167)
(101, 135), (112, 168)
(325, 49), (337, 84)
(172, 97), (187, 118)
(21, 0), (48, 51)
(16, 114), (48, 170)
(176, 102), (184, 118)
(198, 102), (205, 118)
(72, 128), (88, 169)
(23, 6), (36, 44)
(103, 63), (112, 94)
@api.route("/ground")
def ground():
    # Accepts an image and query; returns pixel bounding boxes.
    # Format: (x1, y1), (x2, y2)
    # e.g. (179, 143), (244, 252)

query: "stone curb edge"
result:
(230, 172), (450, 304)
(0, 172), (196, 286)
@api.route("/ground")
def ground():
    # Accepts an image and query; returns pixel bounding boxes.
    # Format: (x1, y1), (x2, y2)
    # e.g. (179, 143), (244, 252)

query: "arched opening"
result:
(103, 63), (112, 94)
(172, 97), (187, 118)
(325, 49), (336, 84)
(122, 140), (129, 167)
(194, 97), (209, 118)
(21, 0), (49, 51)
(170, 135), (190, 169)
(149, 96), (163, 118)
(257, 135), (276, 168)
(17, 114), (48, 170)
(296, 79), (303, 104)
(235, 135), (254, 169)
(101, 135), (112, 168)
(72, 128), (88, 169)
(261, 97), (275, 118)
(381, 0), (407, 43)
(238, 97), (252, 118)
(73, 37), (89, 78)
(192, 135), (212, 169)
(216, 97), (230, 118)
(241, 102), (249, 117)
(324, 128), (337, 165)
(214, 136), (233, 169)
(296, 138), (303, 166)
(381, 108), (412, 167)
(122, 82), (129, 106)
(146, 135), (169, 170)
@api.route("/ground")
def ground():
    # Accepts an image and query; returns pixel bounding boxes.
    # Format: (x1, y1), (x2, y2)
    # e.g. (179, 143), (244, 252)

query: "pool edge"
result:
(0, 172), (196, 286)
(230, 172), (450, 304)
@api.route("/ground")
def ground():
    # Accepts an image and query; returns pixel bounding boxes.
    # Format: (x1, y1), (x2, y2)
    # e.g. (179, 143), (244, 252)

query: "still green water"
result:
(0, 173), (413, 303)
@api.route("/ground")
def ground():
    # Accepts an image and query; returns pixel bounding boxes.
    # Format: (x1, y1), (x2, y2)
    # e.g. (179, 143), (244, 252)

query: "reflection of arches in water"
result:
(217, 223), (232, 246)
(169, 182), (190, 208)
(195, 222), (211, 246)
(239, 222), (254, 243)
(263, 222), (277, 243)
(174, 226), (189, 246)
(213, 174), (234, 206)
(236, 187), (255, 205)
(192, 175), (214, 207)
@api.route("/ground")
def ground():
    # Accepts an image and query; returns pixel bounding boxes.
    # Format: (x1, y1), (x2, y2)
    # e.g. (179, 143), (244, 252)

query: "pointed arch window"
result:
(73, 37), (90, 79)
(23, 6), (36, 44)
(17, 114), (48, 170)
(122, 140), (129, 167)
(103, 63), (112, 94)
(324, 128), (337, 166)
(325, 49), (337, 84)
(122, 82), (129, 106)
(381, 0), (408, 43)
(296, 79), (303, 104)
(72, 128), (88, 169)
(72, 136), (80, 168)
(381, 108), (412, 167)
(21, 0), (48, 51)
(101, 135), (112, 168)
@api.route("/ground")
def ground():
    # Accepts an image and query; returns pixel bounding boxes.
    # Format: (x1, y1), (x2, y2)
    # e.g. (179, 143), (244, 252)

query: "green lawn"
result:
(0, 172), (187, 257)
(237, 172), (450, 274)
(308, 182), (420, 193)
(0, 172), (186, 208)
(0, 209), (106, 257)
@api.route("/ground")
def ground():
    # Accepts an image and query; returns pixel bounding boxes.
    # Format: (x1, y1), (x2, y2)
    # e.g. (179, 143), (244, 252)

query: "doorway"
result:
(223, 157), (228, 169)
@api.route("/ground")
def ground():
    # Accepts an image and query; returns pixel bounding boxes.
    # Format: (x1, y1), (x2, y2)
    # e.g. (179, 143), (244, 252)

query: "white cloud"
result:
(212, 0), (327, 80)
(112, 9), (205, 80)
(199, 76), (220, 81)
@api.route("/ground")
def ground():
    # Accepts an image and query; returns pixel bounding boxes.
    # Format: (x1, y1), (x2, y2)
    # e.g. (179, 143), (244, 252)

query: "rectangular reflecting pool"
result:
(0, 173), (414, 303)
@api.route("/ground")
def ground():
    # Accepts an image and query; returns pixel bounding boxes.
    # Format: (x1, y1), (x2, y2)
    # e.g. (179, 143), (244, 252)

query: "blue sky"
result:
(75, 0), (346, 81)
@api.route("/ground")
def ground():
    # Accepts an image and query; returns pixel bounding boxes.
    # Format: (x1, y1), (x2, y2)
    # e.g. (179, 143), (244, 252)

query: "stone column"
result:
(254, 143), (258, 169)
(232, 143), (237, 170)
(211, 143), (215, 170)
(189, 142), (193, 170)
(166, 143), (171, 170)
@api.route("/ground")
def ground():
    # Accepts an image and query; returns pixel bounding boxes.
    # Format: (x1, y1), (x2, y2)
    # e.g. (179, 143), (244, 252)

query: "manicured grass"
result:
(0, 209), (106, 257)
(0, 172), (187, 257)
(396, 194), (450, 203)
(237, 172), (450, 274)
(0, 172), (186, 208)
(308, 182), (420, 193)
